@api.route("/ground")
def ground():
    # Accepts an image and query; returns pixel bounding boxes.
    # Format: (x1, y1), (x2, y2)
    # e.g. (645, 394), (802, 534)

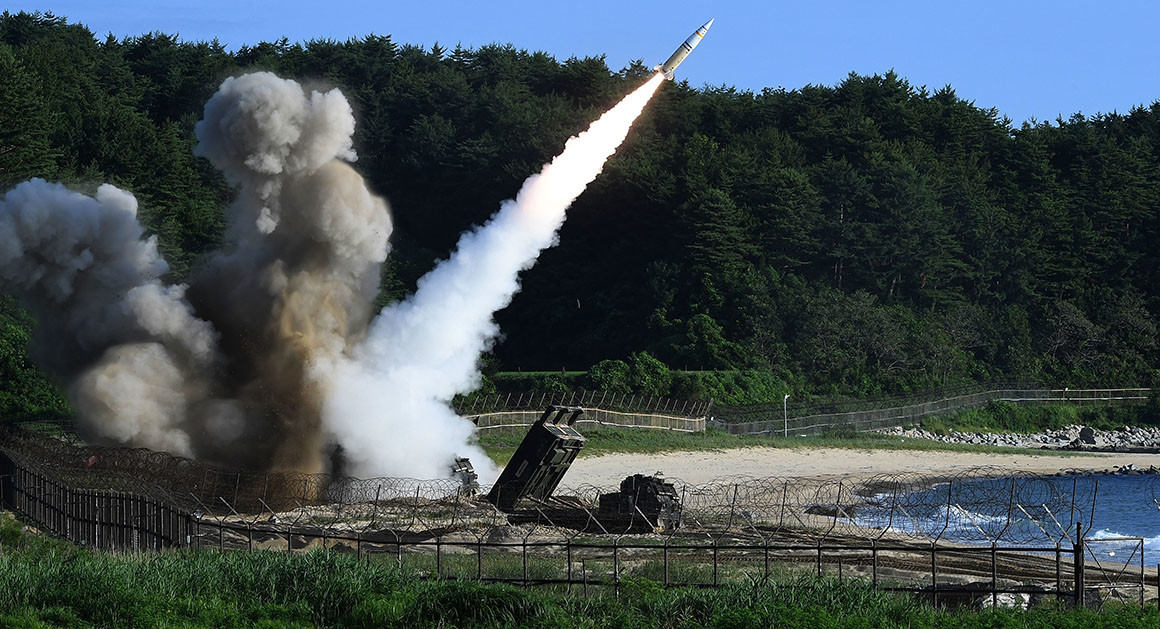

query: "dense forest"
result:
(2, 11), (1159, 415)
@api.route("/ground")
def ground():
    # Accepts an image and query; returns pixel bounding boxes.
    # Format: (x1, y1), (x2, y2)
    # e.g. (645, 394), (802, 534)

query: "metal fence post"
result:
(714, 541), (720, 586)
(582, 558), (588, 598)
(1074, 522), (1084, 609)
(990, 542), (998, 608)
(1139, 542), (1145, 609)
(0, 451), (12, 510)
(664, 539), (670, 586)
(613, 540), (620, 597)
(763, 541), (769, 585)
(931, 542), (938, 607)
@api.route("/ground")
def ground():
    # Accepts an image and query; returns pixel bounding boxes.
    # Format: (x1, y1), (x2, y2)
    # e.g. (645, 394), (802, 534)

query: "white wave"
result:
(1088, 528), (1160, 555)
(945, 504), (1006, 525)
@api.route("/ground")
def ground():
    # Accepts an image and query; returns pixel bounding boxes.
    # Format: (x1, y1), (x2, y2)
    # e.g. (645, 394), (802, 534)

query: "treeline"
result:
(2, 11), (1159, 416)
(484, 354), (793, 407)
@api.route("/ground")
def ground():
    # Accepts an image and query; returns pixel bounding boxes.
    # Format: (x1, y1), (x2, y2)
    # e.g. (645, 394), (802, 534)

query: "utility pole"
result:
(783, 394), (790, 438)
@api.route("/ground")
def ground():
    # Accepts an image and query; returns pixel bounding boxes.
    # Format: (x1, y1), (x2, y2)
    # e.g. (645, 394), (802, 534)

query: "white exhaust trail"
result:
(325, 74), (666, 480)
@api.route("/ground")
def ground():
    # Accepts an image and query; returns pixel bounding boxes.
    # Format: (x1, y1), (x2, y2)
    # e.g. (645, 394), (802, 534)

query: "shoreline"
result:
(882, 424), (1160, 452)
(564, 445), (1159, 487)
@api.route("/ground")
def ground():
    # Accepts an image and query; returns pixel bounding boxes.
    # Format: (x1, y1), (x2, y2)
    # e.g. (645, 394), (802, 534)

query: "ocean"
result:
(851, 473), (1160, 560)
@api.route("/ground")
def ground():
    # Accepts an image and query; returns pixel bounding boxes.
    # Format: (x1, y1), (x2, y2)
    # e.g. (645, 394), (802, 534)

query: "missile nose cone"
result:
(703, 18), (714, 30)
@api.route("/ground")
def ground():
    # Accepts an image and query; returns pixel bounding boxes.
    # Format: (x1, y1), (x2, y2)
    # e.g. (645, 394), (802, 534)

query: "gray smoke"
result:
(1, 70), (662, 482)
(0, 180), (218, 455)
(0, 72), (391, 474)
(186, 72), (391, 473)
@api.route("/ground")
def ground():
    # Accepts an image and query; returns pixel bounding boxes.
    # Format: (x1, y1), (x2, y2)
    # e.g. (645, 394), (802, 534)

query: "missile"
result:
(654, 18), (714, 80)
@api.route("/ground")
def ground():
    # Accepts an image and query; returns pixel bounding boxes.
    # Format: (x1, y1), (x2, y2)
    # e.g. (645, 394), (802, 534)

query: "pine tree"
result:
(0, 43), (57, 186)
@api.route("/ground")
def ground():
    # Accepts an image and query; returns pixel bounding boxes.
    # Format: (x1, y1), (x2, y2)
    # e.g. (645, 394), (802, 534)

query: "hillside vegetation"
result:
(3, 11), (1160, 418)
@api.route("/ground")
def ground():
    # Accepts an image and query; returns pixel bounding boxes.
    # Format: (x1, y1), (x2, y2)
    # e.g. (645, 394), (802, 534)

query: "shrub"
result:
(530, 374), (570, 394)
(584, 359), (631, 394)
(628, 351), (671, 396)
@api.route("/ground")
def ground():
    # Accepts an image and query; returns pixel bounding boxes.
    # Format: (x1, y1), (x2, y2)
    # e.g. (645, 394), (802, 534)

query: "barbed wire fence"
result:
(459, 390), (710, 432)
(1, 384), (1150, 441)
(1, 426), (1156, 608)
(456, 390), (713, 417)
(711, 385), (1153, 436)
(452, 383), (1153, 436)
(1, 383), (1156, 609)
(448, 383), (1154, 436)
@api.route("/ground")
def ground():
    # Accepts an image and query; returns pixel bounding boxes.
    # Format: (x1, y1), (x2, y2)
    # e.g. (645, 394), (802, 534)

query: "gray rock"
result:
(979, 591), (1031, 610)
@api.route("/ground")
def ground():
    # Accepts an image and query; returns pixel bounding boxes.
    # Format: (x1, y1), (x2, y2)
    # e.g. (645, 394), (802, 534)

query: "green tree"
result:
(0, 297), (69, 418)
(627, 352), (671, 396)
(585, 359), (631, 394)
(0, 43), (56, 187)
(679, 188), (757, 283)
(3, 11), (1160, 402)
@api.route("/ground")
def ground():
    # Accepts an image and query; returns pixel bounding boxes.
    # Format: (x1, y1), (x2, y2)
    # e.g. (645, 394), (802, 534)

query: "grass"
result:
(475, 426), (1097, 464)
(2, 512), (1158, 628)
(395, 546), (792, 588)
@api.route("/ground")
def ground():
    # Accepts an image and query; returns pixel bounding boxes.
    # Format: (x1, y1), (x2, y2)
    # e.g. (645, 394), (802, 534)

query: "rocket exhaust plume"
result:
(0, 70), (664, 481)
(325, 73), (665, 480)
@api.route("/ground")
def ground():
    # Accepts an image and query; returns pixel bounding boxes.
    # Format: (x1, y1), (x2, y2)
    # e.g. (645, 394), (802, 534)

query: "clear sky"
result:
(10, 0), (1159, 124)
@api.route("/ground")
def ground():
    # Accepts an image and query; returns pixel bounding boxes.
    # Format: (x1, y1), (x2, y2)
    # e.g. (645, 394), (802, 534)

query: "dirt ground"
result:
(564, 446), (1158, 486)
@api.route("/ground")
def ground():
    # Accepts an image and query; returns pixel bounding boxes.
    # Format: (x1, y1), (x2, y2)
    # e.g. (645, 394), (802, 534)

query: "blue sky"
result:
(11, 0), (1159, 124)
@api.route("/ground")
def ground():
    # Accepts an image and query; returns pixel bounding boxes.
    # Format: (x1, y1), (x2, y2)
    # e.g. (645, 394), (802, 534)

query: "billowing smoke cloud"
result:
(0, 72), (388, 474)
(0, 70), (663, 481)
(0, 180), (219, 455)
(324, 73), (666, 480)
(186, 72), (391, 474)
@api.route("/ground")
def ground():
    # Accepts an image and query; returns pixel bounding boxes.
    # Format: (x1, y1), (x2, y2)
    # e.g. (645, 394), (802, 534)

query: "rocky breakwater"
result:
(881, 424), (1160, 452)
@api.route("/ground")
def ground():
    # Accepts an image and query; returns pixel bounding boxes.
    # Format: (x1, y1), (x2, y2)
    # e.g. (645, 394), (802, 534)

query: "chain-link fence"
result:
(2, 426), (1156, 608)
(712, 386), (1152, 436)
(459, 390), (710, 432)
(2, 385), (1150, 440)
(456, 390), (712, 417)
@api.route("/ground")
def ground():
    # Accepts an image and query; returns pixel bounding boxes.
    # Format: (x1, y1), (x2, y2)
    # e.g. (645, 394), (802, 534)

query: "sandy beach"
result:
(565, 446), (1160, 487)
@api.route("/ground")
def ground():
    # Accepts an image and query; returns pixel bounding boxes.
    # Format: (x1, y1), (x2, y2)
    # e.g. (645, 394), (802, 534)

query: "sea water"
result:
(851, 474), (1160, 561)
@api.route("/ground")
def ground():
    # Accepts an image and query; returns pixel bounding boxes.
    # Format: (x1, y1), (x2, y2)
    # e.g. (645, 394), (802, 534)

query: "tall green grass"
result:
(3, 513), (1157, 627)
